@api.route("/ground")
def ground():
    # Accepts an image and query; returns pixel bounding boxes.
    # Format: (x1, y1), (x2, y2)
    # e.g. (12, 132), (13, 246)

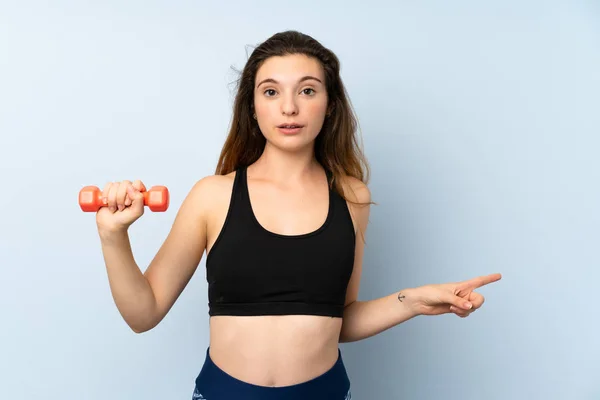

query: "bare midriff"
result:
(208, 314), (343, 387)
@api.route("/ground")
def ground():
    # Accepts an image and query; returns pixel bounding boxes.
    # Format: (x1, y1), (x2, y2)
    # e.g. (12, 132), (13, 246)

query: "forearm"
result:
(99, 229), (157, 333)
(339, 288), (420, 343)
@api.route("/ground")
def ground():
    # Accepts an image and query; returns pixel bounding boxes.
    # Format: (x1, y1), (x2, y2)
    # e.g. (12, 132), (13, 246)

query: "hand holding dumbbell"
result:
(79, 180), (169, 233)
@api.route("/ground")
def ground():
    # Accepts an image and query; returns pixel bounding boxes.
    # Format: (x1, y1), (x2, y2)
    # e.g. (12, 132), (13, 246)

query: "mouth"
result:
(277, 123), (304, 134)
(277, 123), (304, 129)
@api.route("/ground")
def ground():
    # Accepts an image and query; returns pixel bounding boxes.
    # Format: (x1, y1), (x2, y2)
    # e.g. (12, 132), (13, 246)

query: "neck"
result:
(250, 142), (322, 183)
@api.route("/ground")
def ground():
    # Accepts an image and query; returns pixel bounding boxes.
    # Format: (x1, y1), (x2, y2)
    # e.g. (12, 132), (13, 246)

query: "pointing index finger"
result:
(460, 273), (502, 290)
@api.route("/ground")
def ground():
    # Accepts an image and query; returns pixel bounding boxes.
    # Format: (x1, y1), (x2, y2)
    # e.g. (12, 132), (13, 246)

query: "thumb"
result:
(445, 293), (473, 311)
(127, 185), (145, 210)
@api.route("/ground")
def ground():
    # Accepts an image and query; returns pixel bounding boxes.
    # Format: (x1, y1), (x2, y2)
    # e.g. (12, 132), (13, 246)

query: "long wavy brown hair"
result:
(215, 30), (372, 211)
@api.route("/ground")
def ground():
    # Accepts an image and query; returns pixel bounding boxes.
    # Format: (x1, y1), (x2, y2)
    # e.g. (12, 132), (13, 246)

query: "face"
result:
(253, 54), (329, 152)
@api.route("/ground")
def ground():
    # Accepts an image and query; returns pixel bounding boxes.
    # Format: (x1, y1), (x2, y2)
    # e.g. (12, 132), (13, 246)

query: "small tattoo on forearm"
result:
(397, 293), (405, 302)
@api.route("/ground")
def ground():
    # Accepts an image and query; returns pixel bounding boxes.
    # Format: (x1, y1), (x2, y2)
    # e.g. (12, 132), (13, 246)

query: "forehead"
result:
(255, 54), (325, 84)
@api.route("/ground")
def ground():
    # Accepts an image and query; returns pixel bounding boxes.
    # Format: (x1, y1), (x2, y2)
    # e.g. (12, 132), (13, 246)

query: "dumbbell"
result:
(78, 184), (169, 212)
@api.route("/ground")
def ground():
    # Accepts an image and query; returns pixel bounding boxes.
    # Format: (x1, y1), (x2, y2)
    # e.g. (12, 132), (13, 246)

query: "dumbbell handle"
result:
(78, 185), (169, 212)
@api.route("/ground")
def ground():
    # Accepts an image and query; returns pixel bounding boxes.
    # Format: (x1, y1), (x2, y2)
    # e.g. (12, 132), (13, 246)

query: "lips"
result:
(277, 125), (303, 135)
(278, 123), (304, 128)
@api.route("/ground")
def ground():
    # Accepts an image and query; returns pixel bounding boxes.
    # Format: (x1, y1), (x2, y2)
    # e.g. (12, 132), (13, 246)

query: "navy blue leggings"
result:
(192, 347), (352, 400)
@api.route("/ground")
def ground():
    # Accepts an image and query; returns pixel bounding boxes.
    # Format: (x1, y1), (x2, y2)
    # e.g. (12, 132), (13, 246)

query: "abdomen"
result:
(207, 315), (343, 387)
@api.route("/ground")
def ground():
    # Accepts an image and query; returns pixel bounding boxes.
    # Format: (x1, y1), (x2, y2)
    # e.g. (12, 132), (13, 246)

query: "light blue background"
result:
(1, 1), (598, 399)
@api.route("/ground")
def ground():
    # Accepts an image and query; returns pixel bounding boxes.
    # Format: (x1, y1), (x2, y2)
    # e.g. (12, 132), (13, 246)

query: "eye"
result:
(264, 89), (277, 97)
(302, 88), (315, 95)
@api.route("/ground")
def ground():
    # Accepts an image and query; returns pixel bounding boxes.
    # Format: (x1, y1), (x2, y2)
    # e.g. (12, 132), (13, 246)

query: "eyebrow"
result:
(256, 75), (323, 89)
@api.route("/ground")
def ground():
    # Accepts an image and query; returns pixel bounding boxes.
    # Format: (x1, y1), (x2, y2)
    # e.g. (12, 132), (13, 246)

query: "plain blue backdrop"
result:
(1, 1), (598, 399)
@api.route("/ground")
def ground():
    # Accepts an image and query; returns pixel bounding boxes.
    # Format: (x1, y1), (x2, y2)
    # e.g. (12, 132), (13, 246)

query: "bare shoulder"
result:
(185, 171), (237, 216)
(180, 171), (238, 235)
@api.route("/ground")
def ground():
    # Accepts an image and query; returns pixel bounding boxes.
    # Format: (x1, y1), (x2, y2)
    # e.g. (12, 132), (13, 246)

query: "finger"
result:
(444, 293), (473, 311)
(449, 305), (472, 318)
(132, 179), (145, 192)
(459, 273), (502, 290)
(127, 184), (145, 211)
(124, 183), (133, 207)
(126, 184), (136, 204)
(124, 185), (133, 207)
(116, 180), (131, 211)
(101, 182), (111, 205)
(107, 182), (119, 212)
(468, 292), (485, 309)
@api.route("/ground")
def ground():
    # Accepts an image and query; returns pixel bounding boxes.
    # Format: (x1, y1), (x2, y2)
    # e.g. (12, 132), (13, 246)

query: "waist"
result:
(207, 315), (343, 387)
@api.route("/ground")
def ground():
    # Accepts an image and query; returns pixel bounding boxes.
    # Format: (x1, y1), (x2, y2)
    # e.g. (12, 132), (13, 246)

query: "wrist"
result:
(98, 226), (129, 244)
(397, 287), (422, 318)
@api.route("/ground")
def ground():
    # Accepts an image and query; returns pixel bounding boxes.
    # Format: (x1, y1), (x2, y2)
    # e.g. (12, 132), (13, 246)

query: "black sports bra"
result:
(205, 165), (356, 318)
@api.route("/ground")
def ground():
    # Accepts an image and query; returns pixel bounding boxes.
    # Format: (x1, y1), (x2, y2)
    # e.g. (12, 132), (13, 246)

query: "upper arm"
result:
(143, 176), (216, 326)
(342, 177), (371, 307)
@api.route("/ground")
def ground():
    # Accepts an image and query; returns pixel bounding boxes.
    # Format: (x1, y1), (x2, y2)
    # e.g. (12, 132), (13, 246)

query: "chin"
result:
(264, 129), (319, 152)
(267, 136), (317, 153)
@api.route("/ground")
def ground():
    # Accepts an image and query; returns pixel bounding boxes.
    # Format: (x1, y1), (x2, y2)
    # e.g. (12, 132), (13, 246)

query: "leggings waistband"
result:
(193, 347), (351, 400)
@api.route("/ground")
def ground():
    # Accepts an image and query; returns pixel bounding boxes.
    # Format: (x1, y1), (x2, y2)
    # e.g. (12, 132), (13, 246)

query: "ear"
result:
(327, 103), (335, 116)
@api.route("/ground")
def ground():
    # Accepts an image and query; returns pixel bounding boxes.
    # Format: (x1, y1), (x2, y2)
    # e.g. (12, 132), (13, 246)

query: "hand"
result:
(408, 273), (502, 318)
(96, 180), (146, 233)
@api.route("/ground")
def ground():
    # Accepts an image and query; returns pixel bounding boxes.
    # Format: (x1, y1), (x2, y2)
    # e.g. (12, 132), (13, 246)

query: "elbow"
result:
(126, 301), (160, 333)
(338, 329), (357, 343)
(127, 317), (158, 334)
(131, 325), (149, 334)
(339, 301), (360, 343)
(338, 332), (357, 343)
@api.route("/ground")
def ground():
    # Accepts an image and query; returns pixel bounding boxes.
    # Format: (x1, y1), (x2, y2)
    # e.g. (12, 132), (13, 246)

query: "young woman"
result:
(95, 30), (501, 399)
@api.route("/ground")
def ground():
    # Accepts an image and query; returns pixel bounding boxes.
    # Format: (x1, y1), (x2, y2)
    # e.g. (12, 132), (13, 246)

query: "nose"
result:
(280, 92), (298, 116)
